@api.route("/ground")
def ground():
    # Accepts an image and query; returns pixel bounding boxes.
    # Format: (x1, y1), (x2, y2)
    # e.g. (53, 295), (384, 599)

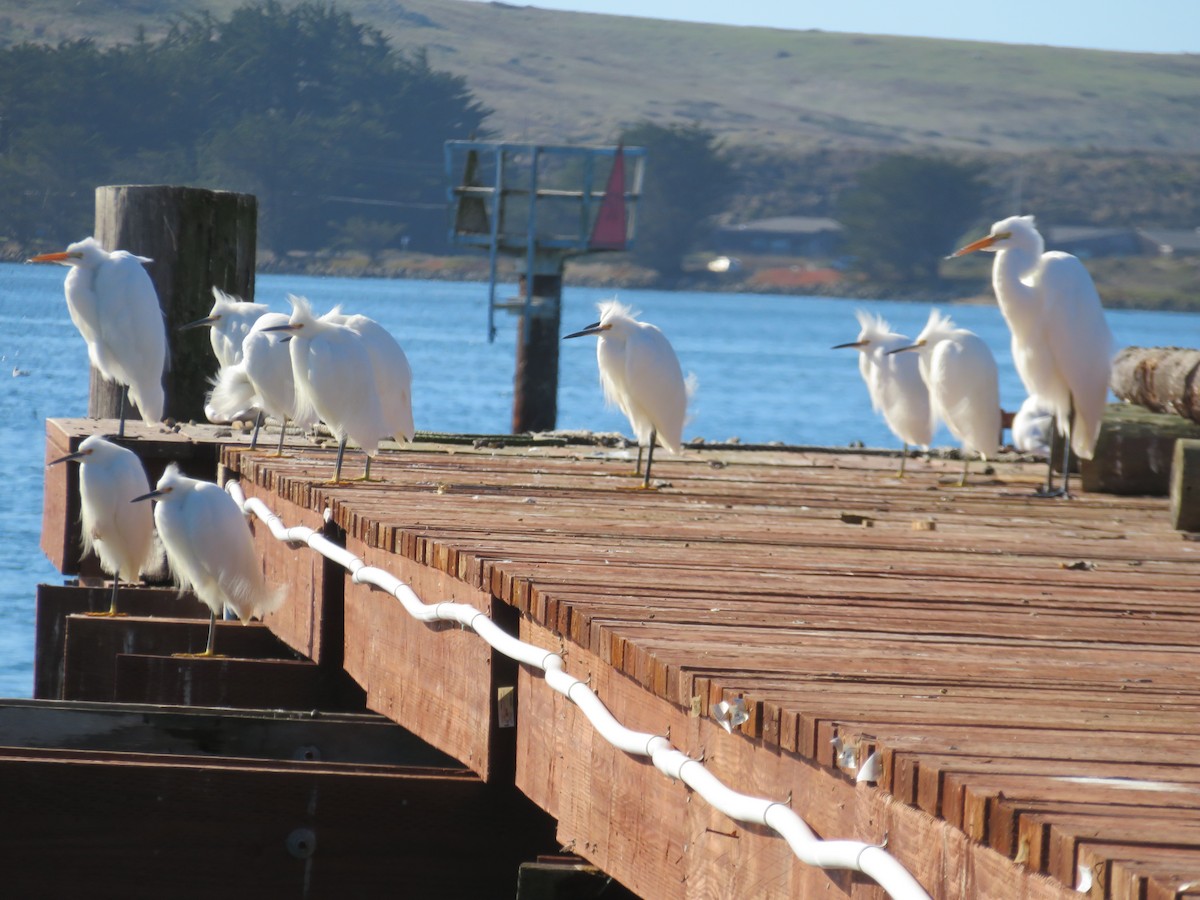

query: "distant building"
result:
(1136, 227), (1200, 256)
(1042, 225), (1200, 258)
(713, 216), (845, 257)
(1043, 225), (1142, 258)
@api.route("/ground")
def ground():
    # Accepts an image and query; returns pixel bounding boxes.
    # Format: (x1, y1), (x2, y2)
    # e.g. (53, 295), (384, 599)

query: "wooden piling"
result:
(1171, 438), (1200, 531)
(93, 185), (257, 424)
(512, 269), (564, 434)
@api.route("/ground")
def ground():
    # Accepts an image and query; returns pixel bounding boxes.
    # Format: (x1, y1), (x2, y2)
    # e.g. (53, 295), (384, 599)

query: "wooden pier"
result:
(28, 416), (1200, 898)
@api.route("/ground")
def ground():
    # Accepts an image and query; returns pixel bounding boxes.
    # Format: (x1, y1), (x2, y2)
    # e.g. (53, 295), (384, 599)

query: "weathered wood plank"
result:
(213, 432), (1200, 898)
(1, 744), (553, 897)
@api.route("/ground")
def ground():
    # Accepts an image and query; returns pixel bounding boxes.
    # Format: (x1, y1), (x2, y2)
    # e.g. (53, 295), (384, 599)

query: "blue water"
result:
(1, 261), (1196, 696)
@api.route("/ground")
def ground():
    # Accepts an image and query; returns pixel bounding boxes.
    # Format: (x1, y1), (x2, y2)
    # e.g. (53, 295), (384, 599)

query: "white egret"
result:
(179, 287), (269, 368)
(28, 237), (167, 437)
(181, 287), (269, 425)
(208, 311), (316, 452)
(48, 435), (159, 617)
(266, 295), (414, 482)
(950, 215), (1113, 496)
(1012, 394), (1055, 457)
(565, 300), (687, 489)
(890, 309), (1000, 487)
(133, 464), (282, 657)
(833, 310), (933, 476)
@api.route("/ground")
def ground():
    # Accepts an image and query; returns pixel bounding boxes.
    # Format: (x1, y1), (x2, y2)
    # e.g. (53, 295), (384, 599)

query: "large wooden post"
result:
(511, 267), (564, 434)
(92, 185), (257, 425)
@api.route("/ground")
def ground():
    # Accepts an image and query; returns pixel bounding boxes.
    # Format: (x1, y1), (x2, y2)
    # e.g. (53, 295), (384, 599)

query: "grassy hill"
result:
(9, 0), (1200, 156)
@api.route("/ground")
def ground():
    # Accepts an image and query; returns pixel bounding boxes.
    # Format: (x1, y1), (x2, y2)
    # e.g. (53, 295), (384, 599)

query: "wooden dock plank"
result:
(211, 433), (1200, 899)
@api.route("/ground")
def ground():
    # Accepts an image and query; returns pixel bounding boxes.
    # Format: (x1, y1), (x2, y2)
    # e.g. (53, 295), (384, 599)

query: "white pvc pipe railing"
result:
(227, 481), (930, 900)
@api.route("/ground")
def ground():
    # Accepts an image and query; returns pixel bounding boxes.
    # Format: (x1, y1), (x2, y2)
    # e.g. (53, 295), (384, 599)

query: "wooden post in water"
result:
(92, 185), (257, 425)
(512, 268), (564, 434)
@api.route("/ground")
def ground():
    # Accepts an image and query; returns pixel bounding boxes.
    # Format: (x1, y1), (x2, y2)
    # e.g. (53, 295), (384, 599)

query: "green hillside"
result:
(9, 0), (1200, 155)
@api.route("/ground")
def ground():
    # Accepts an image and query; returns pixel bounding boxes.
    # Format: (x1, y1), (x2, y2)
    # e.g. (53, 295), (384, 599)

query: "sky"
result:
(470, 1), (1200, 54)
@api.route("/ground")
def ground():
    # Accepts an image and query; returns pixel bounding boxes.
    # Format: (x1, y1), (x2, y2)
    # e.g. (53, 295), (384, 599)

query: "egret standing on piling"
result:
(949, 215), (1113, 496)
(28, 237), (167, 437)
(49, 435), (159, 617)
(133, 464), (282, 657)
(833, 310), (933, 476)
(565, 300), (687, 489)
(890, 309), (1000, 487)
(267, 295), (414, 482)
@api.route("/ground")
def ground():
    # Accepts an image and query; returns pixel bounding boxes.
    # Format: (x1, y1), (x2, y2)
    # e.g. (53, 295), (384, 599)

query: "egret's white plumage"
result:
(952, 215), (1113, 493)
(894, 309), (1000, 485)
(29, 237), (167, 431)
(834, 310), (933, 473)
(208, 311), (317, 451)
(271, 295), (414, 481)
(136, 464), (282, 656)
(1013, 394), (1055, 457)
(49, 434), (159, 616)
(184, 287), (270, 368)
(565, 300), (687, 488)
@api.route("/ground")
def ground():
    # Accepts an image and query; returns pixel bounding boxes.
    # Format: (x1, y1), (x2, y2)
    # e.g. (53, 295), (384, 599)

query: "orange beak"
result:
(27, 251), (71, 264)
(949, 234), (999, 258)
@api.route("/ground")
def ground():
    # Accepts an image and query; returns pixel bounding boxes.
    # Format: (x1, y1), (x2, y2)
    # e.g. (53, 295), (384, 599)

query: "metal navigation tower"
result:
(445, 141), (645, 433)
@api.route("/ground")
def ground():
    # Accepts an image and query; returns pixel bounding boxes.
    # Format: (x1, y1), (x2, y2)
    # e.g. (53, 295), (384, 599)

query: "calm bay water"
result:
(1, 261), (1196, 696)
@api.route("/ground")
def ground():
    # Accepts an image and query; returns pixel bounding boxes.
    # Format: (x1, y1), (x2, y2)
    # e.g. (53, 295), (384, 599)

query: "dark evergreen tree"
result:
(838, 155), (987, 284)
(619, 121), (737, 280)
(0, 2), (491, 252)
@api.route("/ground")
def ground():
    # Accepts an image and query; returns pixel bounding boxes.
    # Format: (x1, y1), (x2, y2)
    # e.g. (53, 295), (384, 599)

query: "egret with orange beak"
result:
(949, 216), (1113, 496)
(28, 237), (167, 437)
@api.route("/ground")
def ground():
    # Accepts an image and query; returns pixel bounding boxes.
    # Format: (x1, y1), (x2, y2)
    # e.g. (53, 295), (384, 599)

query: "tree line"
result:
(3, 0), (1191, 288)
(0, 0), (489, 254)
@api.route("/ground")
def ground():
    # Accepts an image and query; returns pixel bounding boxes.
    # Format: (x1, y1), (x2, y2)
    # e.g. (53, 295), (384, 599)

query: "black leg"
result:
(333, 437), (347, 483)
(204, 609), (217, 656)
(249, 410), (264, 450)
(642, 429), (657, 489)
(1060, 402), (1076, 497)
(275, 417), (288, 456)
(117, 388), (127, 438)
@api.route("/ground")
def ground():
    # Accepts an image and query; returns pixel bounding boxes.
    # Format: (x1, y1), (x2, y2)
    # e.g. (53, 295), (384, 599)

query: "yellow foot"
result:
(171, 650), (225, 659)
(84, 610), (127, 618)
(616, 483), (662, 492)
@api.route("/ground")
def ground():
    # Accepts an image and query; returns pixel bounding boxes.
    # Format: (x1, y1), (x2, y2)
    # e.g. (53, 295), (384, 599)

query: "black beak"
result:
(564, 321), (603, 340)
(179, 315), (219, 332)
(47, 449), (87, 467)
(131, 489), (164, 504)
(832, 340), (867, 350)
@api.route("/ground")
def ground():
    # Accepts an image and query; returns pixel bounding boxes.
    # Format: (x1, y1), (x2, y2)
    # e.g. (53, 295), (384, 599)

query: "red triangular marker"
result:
(589, 146), (627, 250)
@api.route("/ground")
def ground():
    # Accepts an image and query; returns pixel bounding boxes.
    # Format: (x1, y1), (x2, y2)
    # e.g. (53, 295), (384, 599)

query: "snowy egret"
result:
(208, 312), (316, 452)
(48, 435), (159, 617)
(565, 300), (687, 489)
(132, 464), (282, 657)
(266, 295), (414, 482)
(28, 237), (167, 437)
(833, 310), (933, 476)
(179, 287), (269, 368)
(890, 309), (1000, 487)
(950, 215), (1113, 496)
(1012, 394), (1055, 457)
